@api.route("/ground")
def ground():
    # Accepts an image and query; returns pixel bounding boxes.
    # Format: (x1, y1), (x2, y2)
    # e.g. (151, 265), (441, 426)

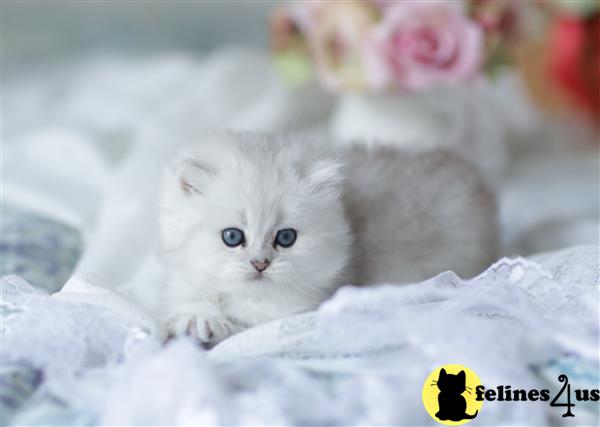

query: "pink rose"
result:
(365, 1), (484, 91)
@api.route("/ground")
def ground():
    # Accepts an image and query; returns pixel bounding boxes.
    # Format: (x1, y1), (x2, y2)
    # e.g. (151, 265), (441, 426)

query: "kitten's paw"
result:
(167, 314), (234, 348)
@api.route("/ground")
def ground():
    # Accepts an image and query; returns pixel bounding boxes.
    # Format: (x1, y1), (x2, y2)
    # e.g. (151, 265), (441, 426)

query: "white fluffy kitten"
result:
(159, 133), (351, 345)
(159, 132), (497, 346)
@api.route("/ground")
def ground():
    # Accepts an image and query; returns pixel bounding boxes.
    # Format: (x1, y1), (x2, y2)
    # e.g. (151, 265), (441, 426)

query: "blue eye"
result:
(222, 228), (244, 247)
(275, 228), (297, 248)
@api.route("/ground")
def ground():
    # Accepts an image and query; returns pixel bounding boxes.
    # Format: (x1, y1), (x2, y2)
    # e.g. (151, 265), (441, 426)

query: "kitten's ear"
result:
(439, 368), (447, 378)
(176, 159), (215, 196)
(306, 158), (343, 195)
(457, 370), (466, 381)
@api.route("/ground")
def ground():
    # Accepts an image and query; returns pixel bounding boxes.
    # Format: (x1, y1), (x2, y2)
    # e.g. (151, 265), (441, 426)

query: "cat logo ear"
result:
(176, 159), (215, 196)
(457, 370), (466, 380)
(439, 368), (447, 377)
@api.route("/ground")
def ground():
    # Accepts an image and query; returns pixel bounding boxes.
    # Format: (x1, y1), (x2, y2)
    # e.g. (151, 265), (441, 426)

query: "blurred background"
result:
(2, 2), (272, 76)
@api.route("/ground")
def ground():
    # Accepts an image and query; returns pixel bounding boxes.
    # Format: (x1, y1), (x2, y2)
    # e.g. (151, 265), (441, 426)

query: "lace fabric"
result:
(1, 246), (598, 426)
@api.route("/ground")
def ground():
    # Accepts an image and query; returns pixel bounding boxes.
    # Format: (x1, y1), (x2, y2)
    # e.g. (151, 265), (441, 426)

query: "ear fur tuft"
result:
(177, 159), (214, 195)
(306, 158), (343, 194)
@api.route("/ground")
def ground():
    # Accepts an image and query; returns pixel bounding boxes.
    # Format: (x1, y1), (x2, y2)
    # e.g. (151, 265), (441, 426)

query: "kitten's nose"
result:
(250, 258), (270, 273)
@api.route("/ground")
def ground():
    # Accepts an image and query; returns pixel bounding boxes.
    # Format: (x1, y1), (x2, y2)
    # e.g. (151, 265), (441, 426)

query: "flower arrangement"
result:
(270, 0), (519, 93)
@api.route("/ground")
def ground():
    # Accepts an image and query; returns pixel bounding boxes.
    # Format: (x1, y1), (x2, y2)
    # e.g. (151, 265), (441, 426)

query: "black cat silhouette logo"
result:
(422, 364), (484, 425)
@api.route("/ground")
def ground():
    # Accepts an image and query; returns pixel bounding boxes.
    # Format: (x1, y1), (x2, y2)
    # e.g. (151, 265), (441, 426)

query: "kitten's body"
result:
(342, 145), (497, 284)
(160, 132), (497, 345)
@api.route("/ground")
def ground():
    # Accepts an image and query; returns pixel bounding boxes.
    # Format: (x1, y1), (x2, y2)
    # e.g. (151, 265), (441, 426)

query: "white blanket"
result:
(2, 245), (598, 425)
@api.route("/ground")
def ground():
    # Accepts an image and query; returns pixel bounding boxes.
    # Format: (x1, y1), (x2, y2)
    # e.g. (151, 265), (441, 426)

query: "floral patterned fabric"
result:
(0, 204), (82, 294)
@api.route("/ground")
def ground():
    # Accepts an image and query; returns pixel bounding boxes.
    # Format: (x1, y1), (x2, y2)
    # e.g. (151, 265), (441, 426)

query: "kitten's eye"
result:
(222, 228), (245, 247)
(275, 228), (297, 248)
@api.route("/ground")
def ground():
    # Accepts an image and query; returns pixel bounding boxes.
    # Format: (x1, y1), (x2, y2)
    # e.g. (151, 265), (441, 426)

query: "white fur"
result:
(160, 132), (498, 346)
(159, 132), (351, 346)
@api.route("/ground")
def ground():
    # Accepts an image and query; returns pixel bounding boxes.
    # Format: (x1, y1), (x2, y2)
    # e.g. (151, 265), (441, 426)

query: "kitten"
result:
(159, 132), (497, 346)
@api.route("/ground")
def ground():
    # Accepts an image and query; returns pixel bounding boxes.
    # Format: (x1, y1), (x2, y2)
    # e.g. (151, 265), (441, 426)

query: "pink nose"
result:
(250, 259), (270, 272)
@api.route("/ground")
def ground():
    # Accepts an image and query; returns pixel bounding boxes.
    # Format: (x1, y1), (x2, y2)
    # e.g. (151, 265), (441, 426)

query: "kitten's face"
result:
(160, 135), (351, 305)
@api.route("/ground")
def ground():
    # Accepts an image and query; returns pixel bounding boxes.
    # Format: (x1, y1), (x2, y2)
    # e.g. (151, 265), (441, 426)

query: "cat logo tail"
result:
(464, 410), (478, 419)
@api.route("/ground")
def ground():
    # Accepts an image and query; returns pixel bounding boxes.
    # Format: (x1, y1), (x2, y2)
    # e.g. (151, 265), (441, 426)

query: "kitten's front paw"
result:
(168, 314), (234, 348)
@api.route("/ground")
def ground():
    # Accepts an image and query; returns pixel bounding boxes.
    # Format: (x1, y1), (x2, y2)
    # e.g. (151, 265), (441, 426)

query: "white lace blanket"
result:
(2, 245), (598, 425)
